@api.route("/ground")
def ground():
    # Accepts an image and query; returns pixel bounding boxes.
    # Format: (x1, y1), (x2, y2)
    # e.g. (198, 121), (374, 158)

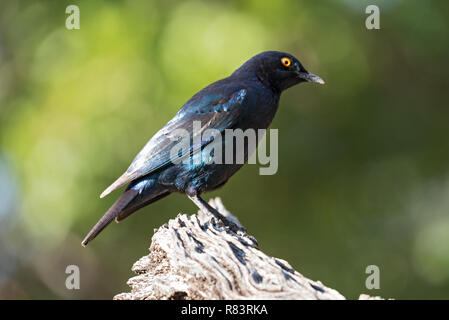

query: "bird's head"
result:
(233, 51), (324, 92)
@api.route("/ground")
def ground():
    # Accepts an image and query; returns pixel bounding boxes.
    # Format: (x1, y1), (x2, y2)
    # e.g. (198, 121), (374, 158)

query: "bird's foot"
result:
(188, 195), (245, 234)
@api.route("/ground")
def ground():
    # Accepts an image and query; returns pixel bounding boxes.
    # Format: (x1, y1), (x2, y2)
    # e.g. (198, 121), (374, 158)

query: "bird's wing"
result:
(100, 88), (247, 198)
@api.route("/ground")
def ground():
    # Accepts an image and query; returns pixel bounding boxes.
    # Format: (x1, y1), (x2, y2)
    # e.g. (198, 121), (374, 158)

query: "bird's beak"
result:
(298, 71), (325, 84)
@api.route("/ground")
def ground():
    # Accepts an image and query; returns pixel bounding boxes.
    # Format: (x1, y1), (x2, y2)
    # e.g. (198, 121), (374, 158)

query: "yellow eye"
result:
(281, 57), (292, 67)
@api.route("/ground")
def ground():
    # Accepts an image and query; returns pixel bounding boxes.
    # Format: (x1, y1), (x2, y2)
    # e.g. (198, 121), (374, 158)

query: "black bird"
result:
(82, 51), (324, 246)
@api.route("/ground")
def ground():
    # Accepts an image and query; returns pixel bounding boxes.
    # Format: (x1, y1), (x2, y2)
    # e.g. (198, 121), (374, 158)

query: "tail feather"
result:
(115, 191), (171, 222)
(81, 189), (138, 246)
(100, 172), (137, 199)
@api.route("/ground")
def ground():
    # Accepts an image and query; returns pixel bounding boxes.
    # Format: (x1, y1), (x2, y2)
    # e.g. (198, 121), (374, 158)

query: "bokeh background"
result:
(0, 0), (448, 299)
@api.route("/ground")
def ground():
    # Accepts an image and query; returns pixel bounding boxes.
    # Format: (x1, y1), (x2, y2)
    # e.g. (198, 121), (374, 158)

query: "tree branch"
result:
(114, 198), (380, 300)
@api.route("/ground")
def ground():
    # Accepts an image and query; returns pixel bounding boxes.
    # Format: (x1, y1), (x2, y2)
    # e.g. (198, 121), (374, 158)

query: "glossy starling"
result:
(82, 51), (324, 246)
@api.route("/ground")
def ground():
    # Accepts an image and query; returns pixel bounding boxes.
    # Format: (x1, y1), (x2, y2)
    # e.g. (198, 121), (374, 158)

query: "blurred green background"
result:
(0, 0), (448, 299)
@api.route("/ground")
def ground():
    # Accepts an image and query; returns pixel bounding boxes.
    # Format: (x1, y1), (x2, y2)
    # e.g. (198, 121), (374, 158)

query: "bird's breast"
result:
(239, 85), (280, 131)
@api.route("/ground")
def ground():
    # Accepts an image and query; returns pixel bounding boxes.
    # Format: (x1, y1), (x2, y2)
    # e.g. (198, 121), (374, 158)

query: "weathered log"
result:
(114, 198), (379, 300)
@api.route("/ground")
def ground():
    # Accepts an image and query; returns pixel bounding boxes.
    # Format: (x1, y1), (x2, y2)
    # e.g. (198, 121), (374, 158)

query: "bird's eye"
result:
(281, 57), (292, 67)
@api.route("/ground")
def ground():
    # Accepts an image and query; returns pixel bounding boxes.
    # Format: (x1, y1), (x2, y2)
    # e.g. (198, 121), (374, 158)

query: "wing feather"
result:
(100, 88), (246, 198)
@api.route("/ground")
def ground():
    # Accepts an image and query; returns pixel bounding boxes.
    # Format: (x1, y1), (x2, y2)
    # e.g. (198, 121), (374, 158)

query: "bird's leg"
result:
(187, 195), (243, 233)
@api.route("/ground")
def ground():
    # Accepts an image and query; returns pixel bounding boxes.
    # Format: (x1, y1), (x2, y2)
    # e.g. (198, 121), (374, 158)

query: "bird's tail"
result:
(115, 190), (171, 222)
(81, 189), (139, 247)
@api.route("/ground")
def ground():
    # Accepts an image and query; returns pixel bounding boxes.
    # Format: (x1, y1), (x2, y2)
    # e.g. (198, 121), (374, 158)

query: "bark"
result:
(114, 198), (381, 300)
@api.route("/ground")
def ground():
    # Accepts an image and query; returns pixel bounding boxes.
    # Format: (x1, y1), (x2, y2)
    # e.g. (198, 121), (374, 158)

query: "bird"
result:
(81, 51), (324, 246)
